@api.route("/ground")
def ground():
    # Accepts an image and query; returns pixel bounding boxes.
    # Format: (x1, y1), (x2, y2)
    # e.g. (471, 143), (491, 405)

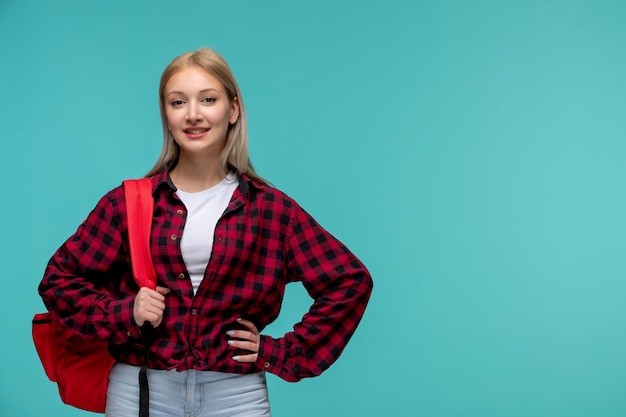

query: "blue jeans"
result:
(105, 363), (271, 417)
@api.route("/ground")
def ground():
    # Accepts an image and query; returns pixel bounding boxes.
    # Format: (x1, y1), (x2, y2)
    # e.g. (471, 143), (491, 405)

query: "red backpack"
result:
(32, 179), (156, 414)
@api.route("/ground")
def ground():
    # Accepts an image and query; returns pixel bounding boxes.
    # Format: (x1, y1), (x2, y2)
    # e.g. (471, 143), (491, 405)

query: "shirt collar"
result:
(148, 160), (264, 197)
(148, 164), (176, 195)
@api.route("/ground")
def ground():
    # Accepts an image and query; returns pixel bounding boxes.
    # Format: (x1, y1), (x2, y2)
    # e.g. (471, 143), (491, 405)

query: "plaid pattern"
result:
(40, 169), (372, 382)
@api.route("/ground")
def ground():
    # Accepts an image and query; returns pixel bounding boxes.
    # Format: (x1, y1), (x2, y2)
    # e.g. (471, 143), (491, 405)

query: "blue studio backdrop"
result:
(2, 1), (626, 416)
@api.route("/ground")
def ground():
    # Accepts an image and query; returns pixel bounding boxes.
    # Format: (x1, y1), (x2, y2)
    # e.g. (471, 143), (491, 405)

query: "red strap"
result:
(123, 179), (157, 290)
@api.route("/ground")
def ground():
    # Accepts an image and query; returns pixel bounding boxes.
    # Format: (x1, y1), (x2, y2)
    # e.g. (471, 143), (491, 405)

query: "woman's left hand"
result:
(227, 318), (260, 363)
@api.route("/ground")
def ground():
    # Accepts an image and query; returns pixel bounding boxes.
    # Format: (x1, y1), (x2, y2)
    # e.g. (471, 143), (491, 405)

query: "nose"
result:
(186, 102), (202, 123)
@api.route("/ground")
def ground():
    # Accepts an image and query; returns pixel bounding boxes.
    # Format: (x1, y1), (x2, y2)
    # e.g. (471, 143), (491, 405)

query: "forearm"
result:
(38, 190), (139, 343)
(257, 269), (373, 382)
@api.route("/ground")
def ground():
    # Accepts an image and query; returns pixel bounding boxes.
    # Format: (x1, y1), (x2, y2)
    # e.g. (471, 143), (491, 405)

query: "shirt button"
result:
(178, 273), (185, 280)
(170, 234), (177, 241)
(191, 309), (197, 315)
(176, 209), (183, 215)
(127, 331), (132, 337)
(264, 362), (270, 369)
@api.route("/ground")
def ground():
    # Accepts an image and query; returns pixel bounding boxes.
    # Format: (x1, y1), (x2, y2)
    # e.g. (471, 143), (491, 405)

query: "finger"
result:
(156, 286), (170, 296)
(232, 353), (258, 363)
(136, 301), (165, 317)
(148, 291), (166, 302)
(135, 291), (152, 306)
(227, 340), (258, 352)
(140, 287), (167, 302)
(136, 289), (165, 305)
(142, 303), (165, 317)
(147, 297), (166, 310)
(235, 318), (258, 333)
(134, 292), (165, 326)
(136, 311), (161, 327)
(146, 311), (161, 324)
(227, 330), (257, 342)
(138, 304), (163, 318)
(146, 309), (164, 326)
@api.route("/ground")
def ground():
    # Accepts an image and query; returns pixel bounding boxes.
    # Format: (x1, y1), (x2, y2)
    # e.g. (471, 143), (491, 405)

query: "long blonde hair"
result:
(146, 48), (264, 183)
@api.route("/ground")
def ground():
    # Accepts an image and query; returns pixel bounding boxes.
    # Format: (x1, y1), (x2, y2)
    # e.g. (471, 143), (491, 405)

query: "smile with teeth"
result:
(184, 128), (209, 134)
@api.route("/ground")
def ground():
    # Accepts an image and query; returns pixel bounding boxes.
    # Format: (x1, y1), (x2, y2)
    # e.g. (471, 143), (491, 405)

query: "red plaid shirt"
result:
(39, 169), (372, 382)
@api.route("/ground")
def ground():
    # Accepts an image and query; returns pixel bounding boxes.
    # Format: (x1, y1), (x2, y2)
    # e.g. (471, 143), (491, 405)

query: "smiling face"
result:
(164, 65), (239, 160)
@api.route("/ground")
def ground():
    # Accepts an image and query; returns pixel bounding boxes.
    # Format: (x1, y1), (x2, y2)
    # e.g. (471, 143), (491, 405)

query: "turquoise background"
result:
(2, 0), (626, 416)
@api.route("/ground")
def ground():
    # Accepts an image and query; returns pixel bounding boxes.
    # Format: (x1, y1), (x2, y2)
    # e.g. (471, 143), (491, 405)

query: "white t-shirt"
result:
(176, 173), (238, 294)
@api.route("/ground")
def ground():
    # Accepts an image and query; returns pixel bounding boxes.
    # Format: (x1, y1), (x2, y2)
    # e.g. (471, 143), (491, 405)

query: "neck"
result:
(170, 152), (227, 192)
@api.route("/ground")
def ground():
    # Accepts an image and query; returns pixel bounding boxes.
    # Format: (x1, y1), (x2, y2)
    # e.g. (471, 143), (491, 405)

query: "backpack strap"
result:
(123, 179), (157, 291)
(123, 178), (156, 417)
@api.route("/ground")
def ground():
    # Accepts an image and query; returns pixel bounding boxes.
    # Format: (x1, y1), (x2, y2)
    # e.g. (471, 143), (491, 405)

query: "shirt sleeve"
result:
(256, 203), (373, 382)
(38, 189), (141, 344)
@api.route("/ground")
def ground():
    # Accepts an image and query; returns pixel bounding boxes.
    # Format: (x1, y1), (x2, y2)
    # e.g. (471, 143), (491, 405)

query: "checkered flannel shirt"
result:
(39, 169), (372, 382)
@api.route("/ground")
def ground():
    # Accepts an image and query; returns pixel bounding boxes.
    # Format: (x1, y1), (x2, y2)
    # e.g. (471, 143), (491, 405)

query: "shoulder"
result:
(242, 174), (299, 211)
(88, 183), (125, 213)
(240, 175), (325, 233)
(88, 170), (168, 223)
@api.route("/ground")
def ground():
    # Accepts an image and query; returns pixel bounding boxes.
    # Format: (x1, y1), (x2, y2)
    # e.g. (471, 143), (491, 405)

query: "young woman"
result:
(39, 48), (373, 417)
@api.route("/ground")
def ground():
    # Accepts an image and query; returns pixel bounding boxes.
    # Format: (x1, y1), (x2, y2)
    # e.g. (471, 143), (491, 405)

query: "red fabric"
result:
(39, 171), (373, 382)
(124, 178), (157, 290)
(32, 179), (153, 413)
(32, 312), (114, 413)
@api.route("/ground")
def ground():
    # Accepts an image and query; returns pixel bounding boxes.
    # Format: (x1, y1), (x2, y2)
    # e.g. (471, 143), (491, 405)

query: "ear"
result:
(229, 96), (240, 124)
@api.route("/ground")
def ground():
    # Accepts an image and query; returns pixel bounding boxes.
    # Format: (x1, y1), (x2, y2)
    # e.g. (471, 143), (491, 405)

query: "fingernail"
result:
(236, 318), (242, 322)
(227, 340), (234, 345)
(226, 330), (234, 335)
(233, 356), (240, 361)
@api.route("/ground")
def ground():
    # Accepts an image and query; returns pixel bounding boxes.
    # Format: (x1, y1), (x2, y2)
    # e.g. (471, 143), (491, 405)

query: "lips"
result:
(183, 127), (210, 138)
(184, 128), (209, 134)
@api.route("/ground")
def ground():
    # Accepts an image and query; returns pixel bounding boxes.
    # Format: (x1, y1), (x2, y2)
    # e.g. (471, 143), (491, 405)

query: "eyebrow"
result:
(167, 88), (220, 96)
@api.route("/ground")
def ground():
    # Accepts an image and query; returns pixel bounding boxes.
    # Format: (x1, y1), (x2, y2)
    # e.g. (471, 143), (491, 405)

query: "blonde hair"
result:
(146, 48), (264, 183)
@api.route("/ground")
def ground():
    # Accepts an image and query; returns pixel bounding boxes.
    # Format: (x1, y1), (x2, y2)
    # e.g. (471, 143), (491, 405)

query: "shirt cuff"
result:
(107, 297), (141, 343)
(256, 334), (299, 382)
(256, 335), (280, 373)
